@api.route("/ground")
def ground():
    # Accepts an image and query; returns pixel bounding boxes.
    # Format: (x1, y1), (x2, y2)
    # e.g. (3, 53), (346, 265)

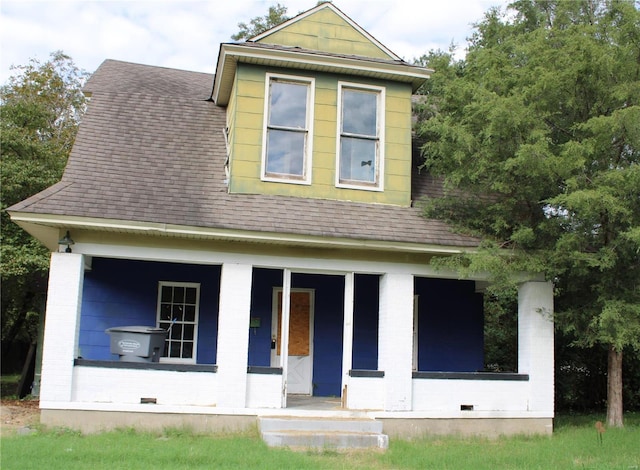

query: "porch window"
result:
(336, 82), (384, 190)
(157, 282), (200, 363)
(262, 73), (314, 184)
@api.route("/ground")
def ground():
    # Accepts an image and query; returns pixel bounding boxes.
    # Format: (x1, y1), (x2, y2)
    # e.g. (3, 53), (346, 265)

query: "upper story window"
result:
(262, 73), (314, 184)
(336, 82), (385, 190)
(157, 281), (200, 364)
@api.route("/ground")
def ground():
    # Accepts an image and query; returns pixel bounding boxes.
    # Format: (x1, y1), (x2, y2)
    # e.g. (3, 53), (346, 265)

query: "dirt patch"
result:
(1, 399), (40, 436)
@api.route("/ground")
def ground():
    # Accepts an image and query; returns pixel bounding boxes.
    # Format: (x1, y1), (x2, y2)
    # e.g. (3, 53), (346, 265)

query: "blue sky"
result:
(1, 0), (507, 84)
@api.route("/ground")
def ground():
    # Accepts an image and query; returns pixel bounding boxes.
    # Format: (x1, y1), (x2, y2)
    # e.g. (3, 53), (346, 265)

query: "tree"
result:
(231, 3), (290, 41)
(417, 0), (640, 427)
(1, 51), (88, 368)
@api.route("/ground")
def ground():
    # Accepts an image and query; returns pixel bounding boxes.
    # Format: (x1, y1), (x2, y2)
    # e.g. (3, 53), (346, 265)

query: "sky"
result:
(0, 0), (509, 85)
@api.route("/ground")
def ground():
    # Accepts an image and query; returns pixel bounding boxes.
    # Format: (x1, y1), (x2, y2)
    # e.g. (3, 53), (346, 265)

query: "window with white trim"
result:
(262, 74), (314, 183)
(157, 282), (200, 363)
(336, 83), (384, 189)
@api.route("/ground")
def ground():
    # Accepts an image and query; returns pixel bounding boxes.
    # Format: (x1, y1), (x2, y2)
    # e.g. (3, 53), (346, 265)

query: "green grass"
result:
(1, 414), (639, 469)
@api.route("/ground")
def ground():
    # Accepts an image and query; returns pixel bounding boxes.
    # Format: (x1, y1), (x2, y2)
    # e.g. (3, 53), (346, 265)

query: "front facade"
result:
(9, 3), (554, 438)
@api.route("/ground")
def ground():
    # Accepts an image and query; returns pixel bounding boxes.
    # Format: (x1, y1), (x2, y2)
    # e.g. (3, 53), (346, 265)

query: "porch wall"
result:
(246, 372), (282, 408)
(72, 366), (217, 406)
(347, 376), (384, 410)
(411, 379), (529, 411)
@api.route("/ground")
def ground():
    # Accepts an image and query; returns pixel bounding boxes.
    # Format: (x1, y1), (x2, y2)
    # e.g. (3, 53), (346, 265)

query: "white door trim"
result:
(271, 286), (315, 397)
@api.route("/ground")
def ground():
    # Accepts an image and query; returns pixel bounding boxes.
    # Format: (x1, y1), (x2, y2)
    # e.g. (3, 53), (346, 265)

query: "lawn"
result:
(1, 413), (639, 469)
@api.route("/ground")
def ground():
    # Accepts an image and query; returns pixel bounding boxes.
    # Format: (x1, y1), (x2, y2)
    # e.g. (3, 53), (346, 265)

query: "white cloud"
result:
(0, 0), (508, 84)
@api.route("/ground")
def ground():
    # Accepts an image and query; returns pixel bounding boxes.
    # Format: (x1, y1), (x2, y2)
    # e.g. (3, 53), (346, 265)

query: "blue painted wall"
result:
(79, 258), (220, 364)
(248, 268), (281, 367)
(352, 274), (379, 370)
(414, 277), (484, 372)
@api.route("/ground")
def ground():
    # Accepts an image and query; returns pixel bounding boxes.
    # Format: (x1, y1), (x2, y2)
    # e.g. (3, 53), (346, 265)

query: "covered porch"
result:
(37, 233), (553, 436)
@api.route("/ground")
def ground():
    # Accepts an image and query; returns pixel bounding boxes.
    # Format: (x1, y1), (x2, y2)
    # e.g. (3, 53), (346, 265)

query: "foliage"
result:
(1, 417), (639, 469)
(231, 3), (290, 41)
(1, 51), (88, 365)
(416, 0), (640, 421)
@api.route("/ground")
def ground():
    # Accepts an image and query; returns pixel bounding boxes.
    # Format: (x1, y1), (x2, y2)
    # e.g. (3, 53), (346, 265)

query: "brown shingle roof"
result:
(9, 60), (479, 249)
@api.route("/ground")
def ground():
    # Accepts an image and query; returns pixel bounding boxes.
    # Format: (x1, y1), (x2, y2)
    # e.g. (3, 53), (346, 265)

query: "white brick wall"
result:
(379, 273), (414, 411)
(347, 376), (384, 410)
(215, 263), (253, 408)
(39, 253), (85, 402)
(72, 366), (217, 405)
(412, 379), (529, 411)
(246, 373), (282, 408)
(518, 281), (554, 412)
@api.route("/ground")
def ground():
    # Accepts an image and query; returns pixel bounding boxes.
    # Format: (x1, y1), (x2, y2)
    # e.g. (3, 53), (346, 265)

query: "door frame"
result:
(271, 286), (315, 397)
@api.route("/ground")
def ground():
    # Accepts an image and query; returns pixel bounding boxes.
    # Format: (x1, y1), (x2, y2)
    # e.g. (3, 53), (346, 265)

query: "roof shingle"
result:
(10, 59), (479, 249)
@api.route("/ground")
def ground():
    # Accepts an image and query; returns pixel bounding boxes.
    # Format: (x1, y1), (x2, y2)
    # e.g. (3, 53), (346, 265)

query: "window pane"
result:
(172, 304), (184, 321)
(160, 303), (172, 321)
(340, 137), (377, 182)
(174, 287), (185, 303)
(185, 288), (197, 304)
(169, 342), (181, 357)
(184, 324), (195, 341)
(266, 129), (305, 176)
(269, 81), (307, 128)
(184, 305), (196, 322)
(182, 343), (193, 359)
(171, 324), (182, 340)
(343, 89), (377, 136)
(161, 286), (172, 303)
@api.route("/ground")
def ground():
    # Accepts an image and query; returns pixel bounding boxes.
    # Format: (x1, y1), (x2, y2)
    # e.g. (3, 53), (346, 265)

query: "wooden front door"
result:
(271, 289), (314, 395)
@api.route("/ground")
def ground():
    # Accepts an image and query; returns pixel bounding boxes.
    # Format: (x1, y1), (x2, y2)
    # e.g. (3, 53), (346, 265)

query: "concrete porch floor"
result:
(285, 395), (342, 411)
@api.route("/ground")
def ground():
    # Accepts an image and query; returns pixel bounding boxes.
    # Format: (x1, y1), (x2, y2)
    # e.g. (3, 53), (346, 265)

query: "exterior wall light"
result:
(58, 230), (75, 253)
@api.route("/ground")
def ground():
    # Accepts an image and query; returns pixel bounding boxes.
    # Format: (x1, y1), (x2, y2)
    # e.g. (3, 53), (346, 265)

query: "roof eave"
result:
(212, 43), (432, 106)
(9, 212), (475, 256)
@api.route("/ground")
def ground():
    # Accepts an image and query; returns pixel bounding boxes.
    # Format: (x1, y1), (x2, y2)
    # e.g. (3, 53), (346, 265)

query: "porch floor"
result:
(285, 395), (342, 411)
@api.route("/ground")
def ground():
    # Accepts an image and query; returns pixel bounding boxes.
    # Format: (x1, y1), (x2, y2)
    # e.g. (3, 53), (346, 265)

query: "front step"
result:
(258, 417), (389, 450)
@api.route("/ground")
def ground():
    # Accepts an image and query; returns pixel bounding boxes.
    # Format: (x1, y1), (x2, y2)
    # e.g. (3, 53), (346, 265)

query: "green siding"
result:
(226, 63), (413, 206)
(257, 8), (393, 60)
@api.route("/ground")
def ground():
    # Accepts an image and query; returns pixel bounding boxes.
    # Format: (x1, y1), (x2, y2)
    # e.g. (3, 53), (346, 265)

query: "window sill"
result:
(74, 359), (217, 373)
(247, 366), (283, 375)
(262, 175), (311, 185)
(336, 182), (383, 192)
(349, 369), (385, 378)
(412, 371), (529, 381)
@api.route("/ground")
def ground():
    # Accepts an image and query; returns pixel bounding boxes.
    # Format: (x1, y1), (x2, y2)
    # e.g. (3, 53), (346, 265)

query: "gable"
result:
(252, 3), (397, 61)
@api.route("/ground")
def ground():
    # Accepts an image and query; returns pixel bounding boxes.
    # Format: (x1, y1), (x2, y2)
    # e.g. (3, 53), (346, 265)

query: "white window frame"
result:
(156, 281), (200, 364)
(261, 73), (315, 185)
(335, 81), (385, 191)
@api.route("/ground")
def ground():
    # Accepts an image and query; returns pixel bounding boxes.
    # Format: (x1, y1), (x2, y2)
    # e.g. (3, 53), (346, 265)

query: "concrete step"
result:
(262, 430), (389, 450)
(259, 416), (383, 434)
(258, 417), (388, 450)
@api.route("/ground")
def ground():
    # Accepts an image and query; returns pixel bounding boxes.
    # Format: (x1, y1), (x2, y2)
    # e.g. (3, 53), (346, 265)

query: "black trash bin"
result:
(106, 326), (167, 362)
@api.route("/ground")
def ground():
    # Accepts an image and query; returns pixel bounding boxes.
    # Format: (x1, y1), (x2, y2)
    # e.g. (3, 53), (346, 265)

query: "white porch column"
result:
(216, 262), (253, 408)
(341, 272), (354, 396)
(280, 269), (291, 407)
(379, 272), (414, 411)
(40, 252), (84, 402)
(518, 281), (554, 413)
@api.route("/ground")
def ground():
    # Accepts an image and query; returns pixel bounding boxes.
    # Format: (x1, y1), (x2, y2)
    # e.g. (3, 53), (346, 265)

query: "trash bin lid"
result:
(106, 325), (167, 334)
